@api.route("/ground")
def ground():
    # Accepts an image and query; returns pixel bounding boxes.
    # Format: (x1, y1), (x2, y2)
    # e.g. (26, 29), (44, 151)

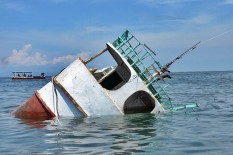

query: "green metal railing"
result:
(112, 30), (172, 109)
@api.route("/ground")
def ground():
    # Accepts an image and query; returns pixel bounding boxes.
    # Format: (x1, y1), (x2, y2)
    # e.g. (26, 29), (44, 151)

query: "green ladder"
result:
(112, 30), (172, 109)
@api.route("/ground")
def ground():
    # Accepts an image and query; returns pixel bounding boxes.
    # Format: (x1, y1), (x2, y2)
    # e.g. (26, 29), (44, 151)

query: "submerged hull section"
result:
(13, 92), (55, 119)
(13, 53), (164, 119)
(54, 59), (122, 116)
(13, 30), (170, 120)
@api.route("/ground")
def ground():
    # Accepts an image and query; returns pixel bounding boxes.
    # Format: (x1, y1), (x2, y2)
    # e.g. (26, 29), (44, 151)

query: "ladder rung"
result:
(112, 30), (173, 109)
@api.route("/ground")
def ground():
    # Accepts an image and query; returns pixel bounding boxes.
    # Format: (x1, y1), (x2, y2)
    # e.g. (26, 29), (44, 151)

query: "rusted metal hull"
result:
(13, 91), (55, 120)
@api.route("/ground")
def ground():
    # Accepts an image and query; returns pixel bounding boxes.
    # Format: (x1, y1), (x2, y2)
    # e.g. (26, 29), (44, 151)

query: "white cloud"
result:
(224, 0), (233, 4)
(189, 14), (214, 25)
(52, 55), (77, 64)
(52, 52), (89, 64)
(2, 44), (48, 66)
(0, 44), (90, 67)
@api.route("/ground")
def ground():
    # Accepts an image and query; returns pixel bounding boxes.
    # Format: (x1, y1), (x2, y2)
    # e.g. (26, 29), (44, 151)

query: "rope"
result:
(51, 76), (62, 126)
(52, 77), (59, 118)
(51, 68), (65, 120)
(162, 28), (233, 72)
(200, 28), (233, 45)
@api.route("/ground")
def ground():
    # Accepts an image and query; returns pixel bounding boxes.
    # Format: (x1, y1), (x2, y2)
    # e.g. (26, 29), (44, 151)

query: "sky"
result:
(0, 0), (233, 77)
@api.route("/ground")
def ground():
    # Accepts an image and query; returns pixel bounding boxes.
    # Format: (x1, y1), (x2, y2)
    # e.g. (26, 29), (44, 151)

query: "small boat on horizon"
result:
(12, 72), (46, 80)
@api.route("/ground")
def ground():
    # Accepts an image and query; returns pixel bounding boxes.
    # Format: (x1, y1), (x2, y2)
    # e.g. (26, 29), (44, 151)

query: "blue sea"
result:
(1, 71), (233, 155)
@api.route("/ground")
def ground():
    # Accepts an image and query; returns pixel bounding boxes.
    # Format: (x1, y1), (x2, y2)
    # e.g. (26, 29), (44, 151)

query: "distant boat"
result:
(12, 72), (46, 80)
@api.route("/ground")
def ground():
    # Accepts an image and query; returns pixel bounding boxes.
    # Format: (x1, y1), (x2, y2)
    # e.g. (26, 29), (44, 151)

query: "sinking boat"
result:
(13, 30), (198, 119)
(12, 72), (46, 80)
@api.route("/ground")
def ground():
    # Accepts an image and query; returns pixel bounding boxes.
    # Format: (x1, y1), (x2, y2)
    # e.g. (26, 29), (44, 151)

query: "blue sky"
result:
(0, 0), (233, 77)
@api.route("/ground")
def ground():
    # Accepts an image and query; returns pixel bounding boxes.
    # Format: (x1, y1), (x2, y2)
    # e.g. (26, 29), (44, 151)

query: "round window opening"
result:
(124, 91), (155, 114)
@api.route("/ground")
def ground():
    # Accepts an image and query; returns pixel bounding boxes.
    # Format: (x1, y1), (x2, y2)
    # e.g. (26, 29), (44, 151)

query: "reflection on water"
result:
(16, 114), (162, 154)
(12, 112), (206, 155)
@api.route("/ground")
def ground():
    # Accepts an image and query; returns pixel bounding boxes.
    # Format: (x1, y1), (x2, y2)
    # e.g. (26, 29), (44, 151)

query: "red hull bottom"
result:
(13, 92), (54, 120)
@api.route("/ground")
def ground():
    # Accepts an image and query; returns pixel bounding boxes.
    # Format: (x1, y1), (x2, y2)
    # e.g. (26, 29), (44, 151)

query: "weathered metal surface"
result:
(54, 78), (88, 116)
(54, 58), (122, 116)
(13, 92), (55, 119)
(38, 81), (84, 117)
(105, 43), (165, 114)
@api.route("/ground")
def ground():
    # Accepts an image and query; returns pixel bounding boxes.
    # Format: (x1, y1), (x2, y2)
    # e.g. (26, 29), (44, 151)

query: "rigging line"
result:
(162, 28), (233, 72)
(200, 28), (233, 45)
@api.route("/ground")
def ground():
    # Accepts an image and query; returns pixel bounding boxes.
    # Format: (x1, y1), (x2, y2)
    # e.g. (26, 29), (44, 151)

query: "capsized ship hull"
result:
(13, 30), (174, 119)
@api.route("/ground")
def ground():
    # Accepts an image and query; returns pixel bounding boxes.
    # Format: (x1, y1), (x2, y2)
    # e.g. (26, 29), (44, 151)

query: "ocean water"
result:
(0, 71), (233, 155)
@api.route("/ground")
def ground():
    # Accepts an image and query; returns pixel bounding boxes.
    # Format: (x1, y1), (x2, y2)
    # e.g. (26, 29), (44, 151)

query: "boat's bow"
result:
(13, 91), (55, 119)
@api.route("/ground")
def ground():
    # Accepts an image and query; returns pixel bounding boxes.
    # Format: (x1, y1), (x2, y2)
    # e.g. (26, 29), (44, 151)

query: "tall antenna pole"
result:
(161, 41), (201, 73)
(160, 28), (233, 73)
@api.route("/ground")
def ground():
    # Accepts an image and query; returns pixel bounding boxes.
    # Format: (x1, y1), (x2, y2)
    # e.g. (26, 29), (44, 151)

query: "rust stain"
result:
(13, 92), (54, 120)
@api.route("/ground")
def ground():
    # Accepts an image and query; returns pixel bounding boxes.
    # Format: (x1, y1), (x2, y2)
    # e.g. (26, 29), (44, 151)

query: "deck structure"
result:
(13, 30), (198, 119)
